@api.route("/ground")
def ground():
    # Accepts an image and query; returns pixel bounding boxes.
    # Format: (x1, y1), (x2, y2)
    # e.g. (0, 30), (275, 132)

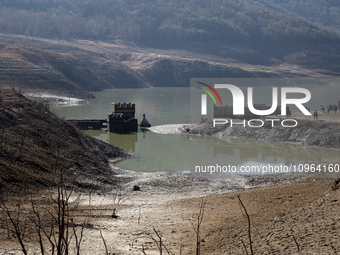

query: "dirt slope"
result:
(0, 41), (147, 97)
(1, 34), (339, 98)
(0, 88), (130, 191)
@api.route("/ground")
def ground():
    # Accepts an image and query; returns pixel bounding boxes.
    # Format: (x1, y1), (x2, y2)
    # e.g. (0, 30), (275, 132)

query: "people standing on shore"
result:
(314, 110), (318, 120)
(285, 106), (292, 117)
(287, 109), (291, 117)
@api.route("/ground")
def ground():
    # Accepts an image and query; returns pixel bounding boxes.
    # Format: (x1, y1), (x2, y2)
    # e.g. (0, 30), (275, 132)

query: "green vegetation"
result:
(0, 0), (338, 47)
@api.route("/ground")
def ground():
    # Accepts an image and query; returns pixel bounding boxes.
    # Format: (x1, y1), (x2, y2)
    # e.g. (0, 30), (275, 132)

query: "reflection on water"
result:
(85, 129), (340, 173)
(85, 129), (190, 172)
(108, 132), (138, 153)
(190, 135), (339, 170)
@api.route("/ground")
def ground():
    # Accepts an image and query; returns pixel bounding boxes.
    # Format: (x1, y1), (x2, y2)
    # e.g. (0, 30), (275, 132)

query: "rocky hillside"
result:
(185, 118), (340, 149)
(1, 34), (340, 98)
(0, 41), (147, 97)
(139, 58), (275, 87)
(0, 36), (274, 94)
(0, 88), (130, 191)
(0, 0), (340, 96)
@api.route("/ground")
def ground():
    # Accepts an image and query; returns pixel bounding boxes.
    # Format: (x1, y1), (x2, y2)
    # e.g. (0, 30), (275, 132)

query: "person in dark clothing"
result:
(314, 110), (318, 120)
(287, 109), (291, 117)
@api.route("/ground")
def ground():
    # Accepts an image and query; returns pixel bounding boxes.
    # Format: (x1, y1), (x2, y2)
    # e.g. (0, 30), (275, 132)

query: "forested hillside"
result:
(257, 0), (340, 33)
(0, 0), (339, 94)
(0, 0), (338, 48)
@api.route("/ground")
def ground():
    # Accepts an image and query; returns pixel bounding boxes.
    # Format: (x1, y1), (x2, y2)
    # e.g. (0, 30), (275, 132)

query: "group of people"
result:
(313, 103), (339, 120)
(319, 104), (338, 114)
(274, 104), (338, 120)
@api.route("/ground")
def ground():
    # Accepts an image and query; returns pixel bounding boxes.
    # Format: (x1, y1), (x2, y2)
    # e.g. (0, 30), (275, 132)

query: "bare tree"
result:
(142, 228), (173, 255)
(100, 230), (109, 255)
(30, 196), (46, 255)
(0, 167), (85, 255)
(0, 190), (28, 255)
(237, 195), (254, 255)
(189, 198), (206, 255)
(111, 186), (127, 217)
(72, 219), (86, 255)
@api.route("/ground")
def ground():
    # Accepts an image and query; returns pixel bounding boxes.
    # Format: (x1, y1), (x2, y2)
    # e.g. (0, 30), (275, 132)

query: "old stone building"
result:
(107, 102), (138, 132)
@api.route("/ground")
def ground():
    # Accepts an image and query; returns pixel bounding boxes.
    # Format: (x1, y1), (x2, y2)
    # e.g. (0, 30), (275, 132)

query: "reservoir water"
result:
(52, 86), (340, 173)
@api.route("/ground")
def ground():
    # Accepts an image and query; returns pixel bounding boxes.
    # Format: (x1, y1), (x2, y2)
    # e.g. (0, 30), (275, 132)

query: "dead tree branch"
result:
(237, 195), (254, 255)
(100, 230), (109, 255)
(189, 198), (206, 255)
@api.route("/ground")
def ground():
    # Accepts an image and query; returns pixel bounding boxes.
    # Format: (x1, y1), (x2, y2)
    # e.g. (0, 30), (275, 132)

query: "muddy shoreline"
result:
(1, 124), (339, 254)
(141, 119), (340, 192)
(24, 92), (89, 105)
(174, 115), (340, 149)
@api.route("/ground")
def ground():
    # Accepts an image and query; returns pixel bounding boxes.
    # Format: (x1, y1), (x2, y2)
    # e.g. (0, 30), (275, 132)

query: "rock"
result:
(133, 185), (141, 191)
(186, 119), (340, 149)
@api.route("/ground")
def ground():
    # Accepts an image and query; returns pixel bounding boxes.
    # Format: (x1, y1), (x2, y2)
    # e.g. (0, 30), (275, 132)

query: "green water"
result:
(85, 130), (190, 172)
(52, 87), (340, 173)
(84, 129), (340, 173)
(53, 87), (191, 126)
